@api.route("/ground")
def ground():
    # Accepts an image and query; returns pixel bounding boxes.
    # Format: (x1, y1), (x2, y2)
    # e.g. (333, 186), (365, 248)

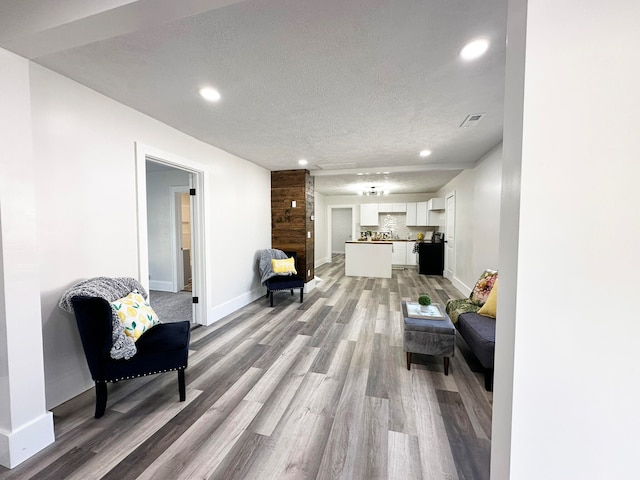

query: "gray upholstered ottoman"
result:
(402, 301), (456, 375)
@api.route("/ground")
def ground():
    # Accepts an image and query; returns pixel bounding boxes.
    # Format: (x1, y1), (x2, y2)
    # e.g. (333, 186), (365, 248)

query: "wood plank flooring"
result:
(0, 255), (492, 479)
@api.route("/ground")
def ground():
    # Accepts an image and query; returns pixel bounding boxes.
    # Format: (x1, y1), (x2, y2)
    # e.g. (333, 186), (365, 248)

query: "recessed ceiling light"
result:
(460, 39), (489, 61)
(419, 150), (432, 158)
(383, 172), (390, 174)
(357, 173), (364, 176)
(298, 159), (308, 166)
(199, 87), (221, 102)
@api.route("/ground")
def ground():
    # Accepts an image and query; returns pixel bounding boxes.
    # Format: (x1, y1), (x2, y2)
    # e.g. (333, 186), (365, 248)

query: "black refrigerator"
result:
(417, 241), (445, 275)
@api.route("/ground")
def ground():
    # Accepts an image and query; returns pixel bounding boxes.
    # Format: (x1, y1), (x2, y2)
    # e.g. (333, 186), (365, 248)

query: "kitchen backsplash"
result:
(358, 213), (438, 240)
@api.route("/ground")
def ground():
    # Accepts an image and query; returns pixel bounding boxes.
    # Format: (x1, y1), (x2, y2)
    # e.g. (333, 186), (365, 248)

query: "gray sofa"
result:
(456, 312), (495, 391)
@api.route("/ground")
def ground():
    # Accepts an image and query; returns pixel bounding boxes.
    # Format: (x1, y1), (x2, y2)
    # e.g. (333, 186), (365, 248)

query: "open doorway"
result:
(136, 143), (207, 326)
(178, 191), (192, 292)
(328, 205), (355, 262)
(146, 162), (194, 323)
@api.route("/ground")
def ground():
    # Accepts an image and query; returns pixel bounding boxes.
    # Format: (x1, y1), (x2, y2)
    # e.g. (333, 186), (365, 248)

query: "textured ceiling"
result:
(0, 0), (507, 195)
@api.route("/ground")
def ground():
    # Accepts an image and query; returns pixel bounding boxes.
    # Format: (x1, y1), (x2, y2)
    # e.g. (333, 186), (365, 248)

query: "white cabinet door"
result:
(378, 203), (393, 213)
(427, 198), (445, 210)
(392, 242), (407, 265)
(406, 203), (417, 226)
(406, 241), (417, 265)
(360, 204), (379, 225)
(426, 210), (442, 226)
(416, 202), (428, 226)
(392, 203), (407, 212)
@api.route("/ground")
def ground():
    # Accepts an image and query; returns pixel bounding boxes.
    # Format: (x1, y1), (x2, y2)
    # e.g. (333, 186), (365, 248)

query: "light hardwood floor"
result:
(0, 255), (491, 480)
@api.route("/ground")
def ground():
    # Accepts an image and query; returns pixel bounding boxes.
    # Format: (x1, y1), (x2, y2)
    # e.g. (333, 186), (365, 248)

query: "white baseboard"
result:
(149, 280), (175, 292)
(451, 275), (473, 297)
(0, 412), (54, 468)
(304, 278), (316, 293)
(315, 256), (330, 268)
(206, 287), (265, 325)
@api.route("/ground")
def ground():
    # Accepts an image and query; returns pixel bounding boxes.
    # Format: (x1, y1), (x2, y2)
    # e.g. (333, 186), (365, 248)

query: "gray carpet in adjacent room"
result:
(149, 290), (193, 324)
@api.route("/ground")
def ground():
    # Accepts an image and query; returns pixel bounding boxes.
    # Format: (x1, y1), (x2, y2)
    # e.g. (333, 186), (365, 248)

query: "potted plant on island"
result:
(418, 293), (432, 312)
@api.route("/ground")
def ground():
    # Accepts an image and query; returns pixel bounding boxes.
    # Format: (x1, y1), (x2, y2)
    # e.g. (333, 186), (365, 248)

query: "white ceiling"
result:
(0, 0), (507, 195)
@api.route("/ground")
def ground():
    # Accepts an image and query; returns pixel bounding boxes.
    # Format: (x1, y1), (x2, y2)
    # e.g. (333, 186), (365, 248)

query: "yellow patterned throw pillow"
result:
(111, 291), (160, 341)
(478, 278), (498, 318)
(272, 257), (297, 275)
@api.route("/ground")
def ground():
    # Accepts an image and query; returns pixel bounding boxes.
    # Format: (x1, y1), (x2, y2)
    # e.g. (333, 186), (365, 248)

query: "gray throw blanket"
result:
(259, 249), (290, 285)
(59, 277), (148, 360)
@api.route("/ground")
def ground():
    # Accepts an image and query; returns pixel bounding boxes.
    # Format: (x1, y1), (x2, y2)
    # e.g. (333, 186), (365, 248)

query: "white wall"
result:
(437, 145), (502, 295)
(146, 169), (190, 291)
(23, 58), (270, 409)
(0, 47), (54, 469)
(314, 192), (329, 267)
(494, 1), (640, 479)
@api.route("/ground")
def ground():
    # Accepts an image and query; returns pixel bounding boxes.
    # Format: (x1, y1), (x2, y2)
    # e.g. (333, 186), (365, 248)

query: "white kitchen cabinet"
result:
(427, 198), (445, 210)
(406, 202), (417, 226)
(426, 210), (443, 227)
(392, 241), (407, 265)
(360, 203), (379, 226)
(379, 203), (406, 213)
(406, 241), (417, 265)
(416, 202), (428, 226)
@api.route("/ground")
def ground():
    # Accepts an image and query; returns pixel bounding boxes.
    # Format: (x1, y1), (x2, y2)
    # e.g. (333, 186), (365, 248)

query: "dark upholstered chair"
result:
(262, 251), (304, 307)
(71, 296), (190, 418)
(457, 312), (496, 391)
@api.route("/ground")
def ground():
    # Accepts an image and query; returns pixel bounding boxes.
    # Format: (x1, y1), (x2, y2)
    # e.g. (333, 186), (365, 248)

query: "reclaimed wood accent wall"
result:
(271, 170), (315, 282)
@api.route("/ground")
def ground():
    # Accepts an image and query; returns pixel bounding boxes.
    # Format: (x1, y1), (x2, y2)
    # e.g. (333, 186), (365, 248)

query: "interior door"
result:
(444, 192), (455, 279)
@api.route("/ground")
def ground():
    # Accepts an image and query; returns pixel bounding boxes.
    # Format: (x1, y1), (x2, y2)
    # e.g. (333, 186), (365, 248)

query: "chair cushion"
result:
(136, 321), (191, 354)
(265, 275), (304, 290)
(469, 269), (498, 305)
(457, 312), (495, 369)
(111, 291), (160, 341)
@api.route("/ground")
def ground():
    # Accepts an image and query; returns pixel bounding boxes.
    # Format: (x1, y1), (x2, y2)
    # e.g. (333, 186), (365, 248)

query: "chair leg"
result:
(299, 287), (303, 303)
(265, 289), (269, 299)
(290, 289), (294, 295)
(444, 357), (450, 376)
(95, 382), (107, 419)
(178, 368), (186, 401)
(406, 352), (411, 370)
(270, 291), (274, 307)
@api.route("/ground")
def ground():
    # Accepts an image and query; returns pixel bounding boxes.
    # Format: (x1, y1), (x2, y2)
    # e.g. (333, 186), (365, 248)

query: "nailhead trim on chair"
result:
(100, 365), (187, 383)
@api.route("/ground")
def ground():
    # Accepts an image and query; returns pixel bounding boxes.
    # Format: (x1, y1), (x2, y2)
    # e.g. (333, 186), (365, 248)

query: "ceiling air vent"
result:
(460, 113), (486, 127)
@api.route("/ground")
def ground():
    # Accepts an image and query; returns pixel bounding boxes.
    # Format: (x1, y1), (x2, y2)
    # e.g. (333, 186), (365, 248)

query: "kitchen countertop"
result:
(348, 239), (439, 243)
(346, 241), (393, 244)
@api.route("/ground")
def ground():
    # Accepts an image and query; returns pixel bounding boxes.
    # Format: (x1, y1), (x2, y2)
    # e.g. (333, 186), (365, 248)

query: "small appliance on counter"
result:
(432, 232), (444, 243)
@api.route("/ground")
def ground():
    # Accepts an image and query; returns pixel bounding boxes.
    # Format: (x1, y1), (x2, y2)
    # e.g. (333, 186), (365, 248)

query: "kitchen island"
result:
(345, 241), (392, 278)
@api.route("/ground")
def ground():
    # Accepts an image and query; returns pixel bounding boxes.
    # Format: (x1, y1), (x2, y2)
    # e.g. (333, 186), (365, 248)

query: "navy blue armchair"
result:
(261, 250), (305, 307)
(71, 296), (190, 418)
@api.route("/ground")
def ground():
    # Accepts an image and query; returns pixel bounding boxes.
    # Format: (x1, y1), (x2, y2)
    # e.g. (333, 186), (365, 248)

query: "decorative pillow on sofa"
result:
(470, 269), (498, 305)
(477, 278), (498, 318)
(272, 257), (297, 275)
(111, 291), (160, 341)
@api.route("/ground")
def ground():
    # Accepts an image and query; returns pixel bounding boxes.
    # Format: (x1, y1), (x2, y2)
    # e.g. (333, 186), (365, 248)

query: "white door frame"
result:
(327, 205), (356, 262)
(135, 142), (207, 325)
(444, 191), (456, 280)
